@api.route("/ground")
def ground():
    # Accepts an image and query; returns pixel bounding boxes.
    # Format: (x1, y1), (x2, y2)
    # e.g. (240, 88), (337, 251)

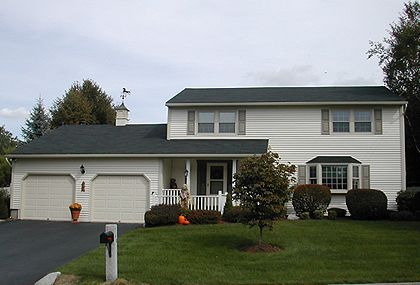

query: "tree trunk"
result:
(259, 225), (263, 245)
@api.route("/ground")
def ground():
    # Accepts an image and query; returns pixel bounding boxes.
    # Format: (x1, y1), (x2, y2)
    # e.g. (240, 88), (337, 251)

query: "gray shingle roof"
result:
(306, 156), (361, 164)
(166, 86), (404, 104)
(11, 124), (268, 156)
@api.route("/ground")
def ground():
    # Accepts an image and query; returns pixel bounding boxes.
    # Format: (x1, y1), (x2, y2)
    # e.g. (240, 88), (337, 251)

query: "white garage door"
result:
(23, 175), (74, 220)
(91, 175), (148, 223)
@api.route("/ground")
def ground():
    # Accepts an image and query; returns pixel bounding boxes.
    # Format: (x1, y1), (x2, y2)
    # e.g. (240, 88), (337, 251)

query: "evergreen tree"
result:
(368, 1), (420, 186)
(50, 79), (115, 128)
(21, 97), (51, 142)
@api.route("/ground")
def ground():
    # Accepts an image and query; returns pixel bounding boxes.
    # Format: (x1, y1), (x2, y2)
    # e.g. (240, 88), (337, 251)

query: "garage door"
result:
(91, 175), (148, 223)
(23, 175), (74, 220)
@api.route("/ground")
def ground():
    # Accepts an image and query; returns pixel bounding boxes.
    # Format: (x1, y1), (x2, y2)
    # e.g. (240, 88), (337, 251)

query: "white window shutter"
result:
(297, 165), (306, 185)
(238, 110), (246, 135)
(374, 109), (382, 135)
(321, 109), (330, 135)
(187, 111), (195, 135)
(361, 165), (370, 189)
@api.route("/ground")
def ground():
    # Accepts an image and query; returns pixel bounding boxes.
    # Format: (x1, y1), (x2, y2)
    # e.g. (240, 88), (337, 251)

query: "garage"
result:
(91, 175), (149, 223)
(22, 175), (74, 220)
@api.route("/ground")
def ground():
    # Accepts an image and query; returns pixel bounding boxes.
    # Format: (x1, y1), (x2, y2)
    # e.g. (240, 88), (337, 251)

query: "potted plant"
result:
(69, 202), (82, 223)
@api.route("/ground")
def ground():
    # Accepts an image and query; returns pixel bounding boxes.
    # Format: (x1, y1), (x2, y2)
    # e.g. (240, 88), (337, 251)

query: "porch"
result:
(152, 158), (240, 212)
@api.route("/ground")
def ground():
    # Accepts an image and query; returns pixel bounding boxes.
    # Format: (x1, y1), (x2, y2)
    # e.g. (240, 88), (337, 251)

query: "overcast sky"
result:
(0, 0), (405, 138)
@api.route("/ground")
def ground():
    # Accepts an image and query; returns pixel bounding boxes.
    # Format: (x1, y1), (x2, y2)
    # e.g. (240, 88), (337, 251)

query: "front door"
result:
(206, 163), (227, 195)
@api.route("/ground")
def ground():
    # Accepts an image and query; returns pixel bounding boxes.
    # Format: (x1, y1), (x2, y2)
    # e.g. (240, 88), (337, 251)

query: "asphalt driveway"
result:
(0, 220), (140, 285)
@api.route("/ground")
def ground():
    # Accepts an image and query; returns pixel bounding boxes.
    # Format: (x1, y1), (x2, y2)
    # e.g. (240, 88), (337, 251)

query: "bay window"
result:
(322, 165), (348, 190)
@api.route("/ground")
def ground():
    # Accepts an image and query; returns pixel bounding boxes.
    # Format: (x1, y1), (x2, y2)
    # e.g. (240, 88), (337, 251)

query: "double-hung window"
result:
(219, 112), (236, 133)
(309, 166), (317, 184)
(352, 165), (360, 189)
(332, 110), (350, 133)
(198, 112), (215, 133)
(354, 110), (372, 132)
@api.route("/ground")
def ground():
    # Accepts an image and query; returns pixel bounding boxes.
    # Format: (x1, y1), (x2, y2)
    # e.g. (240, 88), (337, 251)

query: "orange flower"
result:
(69, 202), (82, 210)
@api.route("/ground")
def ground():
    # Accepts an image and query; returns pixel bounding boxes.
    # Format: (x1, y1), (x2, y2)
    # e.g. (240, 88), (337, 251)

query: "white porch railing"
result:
(151, 189), (227, 213)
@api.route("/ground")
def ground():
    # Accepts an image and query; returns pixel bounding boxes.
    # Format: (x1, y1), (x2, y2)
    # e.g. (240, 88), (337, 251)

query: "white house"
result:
(7, 86), (407, 223)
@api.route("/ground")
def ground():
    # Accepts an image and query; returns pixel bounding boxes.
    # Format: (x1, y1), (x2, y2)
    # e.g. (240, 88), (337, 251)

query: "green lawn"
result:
(60, 220), (420, 285)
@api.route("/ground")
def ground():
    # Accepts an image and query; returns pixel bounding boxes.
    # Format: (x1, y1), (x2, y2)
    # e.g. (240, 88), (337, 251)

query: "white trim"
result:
(166, 101), (407, 107)
(90, 172), (152, 183)
(206, 162), (227, 195)
(8, 153), (263, 158)
(400, 105), (407, 190)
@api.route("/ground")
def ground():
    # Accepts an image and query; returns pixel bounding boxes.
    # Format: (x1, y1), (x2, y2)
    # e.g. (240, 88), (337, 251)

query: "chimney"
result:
(115, 103), (129, 126)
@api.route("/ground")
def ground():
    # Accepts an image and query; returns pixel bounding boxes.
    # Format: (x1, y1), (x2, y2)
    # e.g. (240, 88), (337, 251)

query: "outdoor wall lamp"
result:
(80, 164), (86, 174)
(184, 169), (189, 184)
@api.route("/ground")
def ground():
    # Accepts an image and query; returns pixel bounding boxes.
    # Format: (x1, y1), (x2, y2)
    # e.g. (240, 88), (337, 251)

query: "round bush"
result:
(299, 212), (310, 220)
(144, 204), (181, 227)
(346, 189), (388, 220)
(292, 184), (331, 218)
(396, 190), (416, 212)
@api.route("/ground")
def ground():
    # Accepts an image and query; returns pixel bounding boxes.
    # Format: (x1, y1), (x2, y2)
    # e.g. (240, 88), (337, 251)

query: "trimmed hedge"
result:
(186, 210), (221, 224)
(292, 184), (331, 218)
(346, 189), (388, 220)
(144, 204), (181, 227)
(396, 190), (416, 212)
(327, 207), (347, 218)
(414, 192), (420, 212)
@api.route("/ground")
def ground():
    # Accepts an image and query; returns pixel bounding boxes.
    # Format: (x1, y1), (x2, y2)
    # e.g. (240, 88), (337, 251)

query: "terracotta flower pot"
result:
(70, 209), (81, 223)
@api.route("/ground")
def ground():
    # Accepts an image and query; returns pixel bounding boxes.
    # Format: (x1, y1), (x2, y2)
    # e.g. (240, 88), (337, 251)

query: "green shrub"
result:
(222, 206), (246, 223)
(223, 192), (233, 213)
(398, 210), (415, 221)
(415, 211), (420, 221)
(313, 209), (325, 220)
(388, 210), (399, 221)
(186, 210), (221, 224)
(346, 189), (388, 220)
(396, 190), (416, 212)
(299, 212), (310, 220)
(328, 210), (337, 220)
(0, 190), (9, 219)
(144, 204), (181, 227)
(327, 207), (347, 217)
(292, 184), (331, 218)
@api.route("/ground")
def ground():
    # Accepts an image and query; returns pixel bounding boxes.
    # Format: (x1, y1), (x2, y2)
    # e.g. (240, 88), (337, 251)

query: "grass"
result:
(59, 220), (420, 285)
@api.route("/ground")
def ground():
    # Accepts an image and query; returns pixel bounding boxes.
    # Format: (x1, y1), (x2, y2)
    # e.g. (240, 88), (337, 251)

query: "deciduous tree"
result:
(233, 151), (296, 244)
(50, 79), (115, 128)
(368, 1), (420, 185)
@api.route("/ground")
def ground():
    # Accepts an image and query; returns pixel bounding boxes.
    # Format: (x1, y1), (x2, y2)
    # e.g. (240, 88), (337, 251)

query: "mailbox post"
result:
(99, 224), (118, 282)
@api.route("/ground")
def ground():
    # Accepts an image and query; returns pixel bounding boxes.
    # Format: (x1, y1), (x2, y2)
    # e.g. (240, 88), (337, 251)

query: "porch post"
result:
(185, 159), (191, 189)
(232, 159), (237, 189)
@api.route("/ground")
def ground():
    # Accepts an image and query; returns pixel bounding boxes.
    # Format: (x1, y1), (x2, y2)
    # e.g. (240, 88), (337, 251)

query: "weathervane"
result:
(121, 87), (131, 103)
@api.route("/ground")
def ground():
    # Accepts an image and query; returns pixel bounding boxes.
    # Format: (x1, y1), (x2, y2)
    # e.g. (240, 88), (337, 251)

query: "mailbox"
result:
(100, 231), (114, 257)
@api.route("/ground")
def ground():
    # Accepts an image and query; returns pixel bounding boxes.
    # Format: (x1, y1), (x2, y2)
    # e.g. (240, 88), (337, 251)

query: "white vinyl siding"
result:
(245, 105), (403, 209)
(10, 158), (160, 222)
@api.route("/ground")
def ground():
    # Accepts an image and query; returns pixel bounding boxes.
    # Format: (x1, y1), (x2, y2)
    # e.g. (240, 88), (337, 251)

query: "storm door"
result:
(206, 163), (227, 195)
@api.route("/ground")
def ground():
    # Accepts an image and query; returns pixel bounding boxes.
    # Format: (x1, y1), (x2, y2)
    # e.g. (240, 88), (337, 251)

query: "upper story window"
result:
(332, 110), (350, 132)
(354, 110), (372, 132)
(219, 112), (236, 133)
(198, 112), (215, 133)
